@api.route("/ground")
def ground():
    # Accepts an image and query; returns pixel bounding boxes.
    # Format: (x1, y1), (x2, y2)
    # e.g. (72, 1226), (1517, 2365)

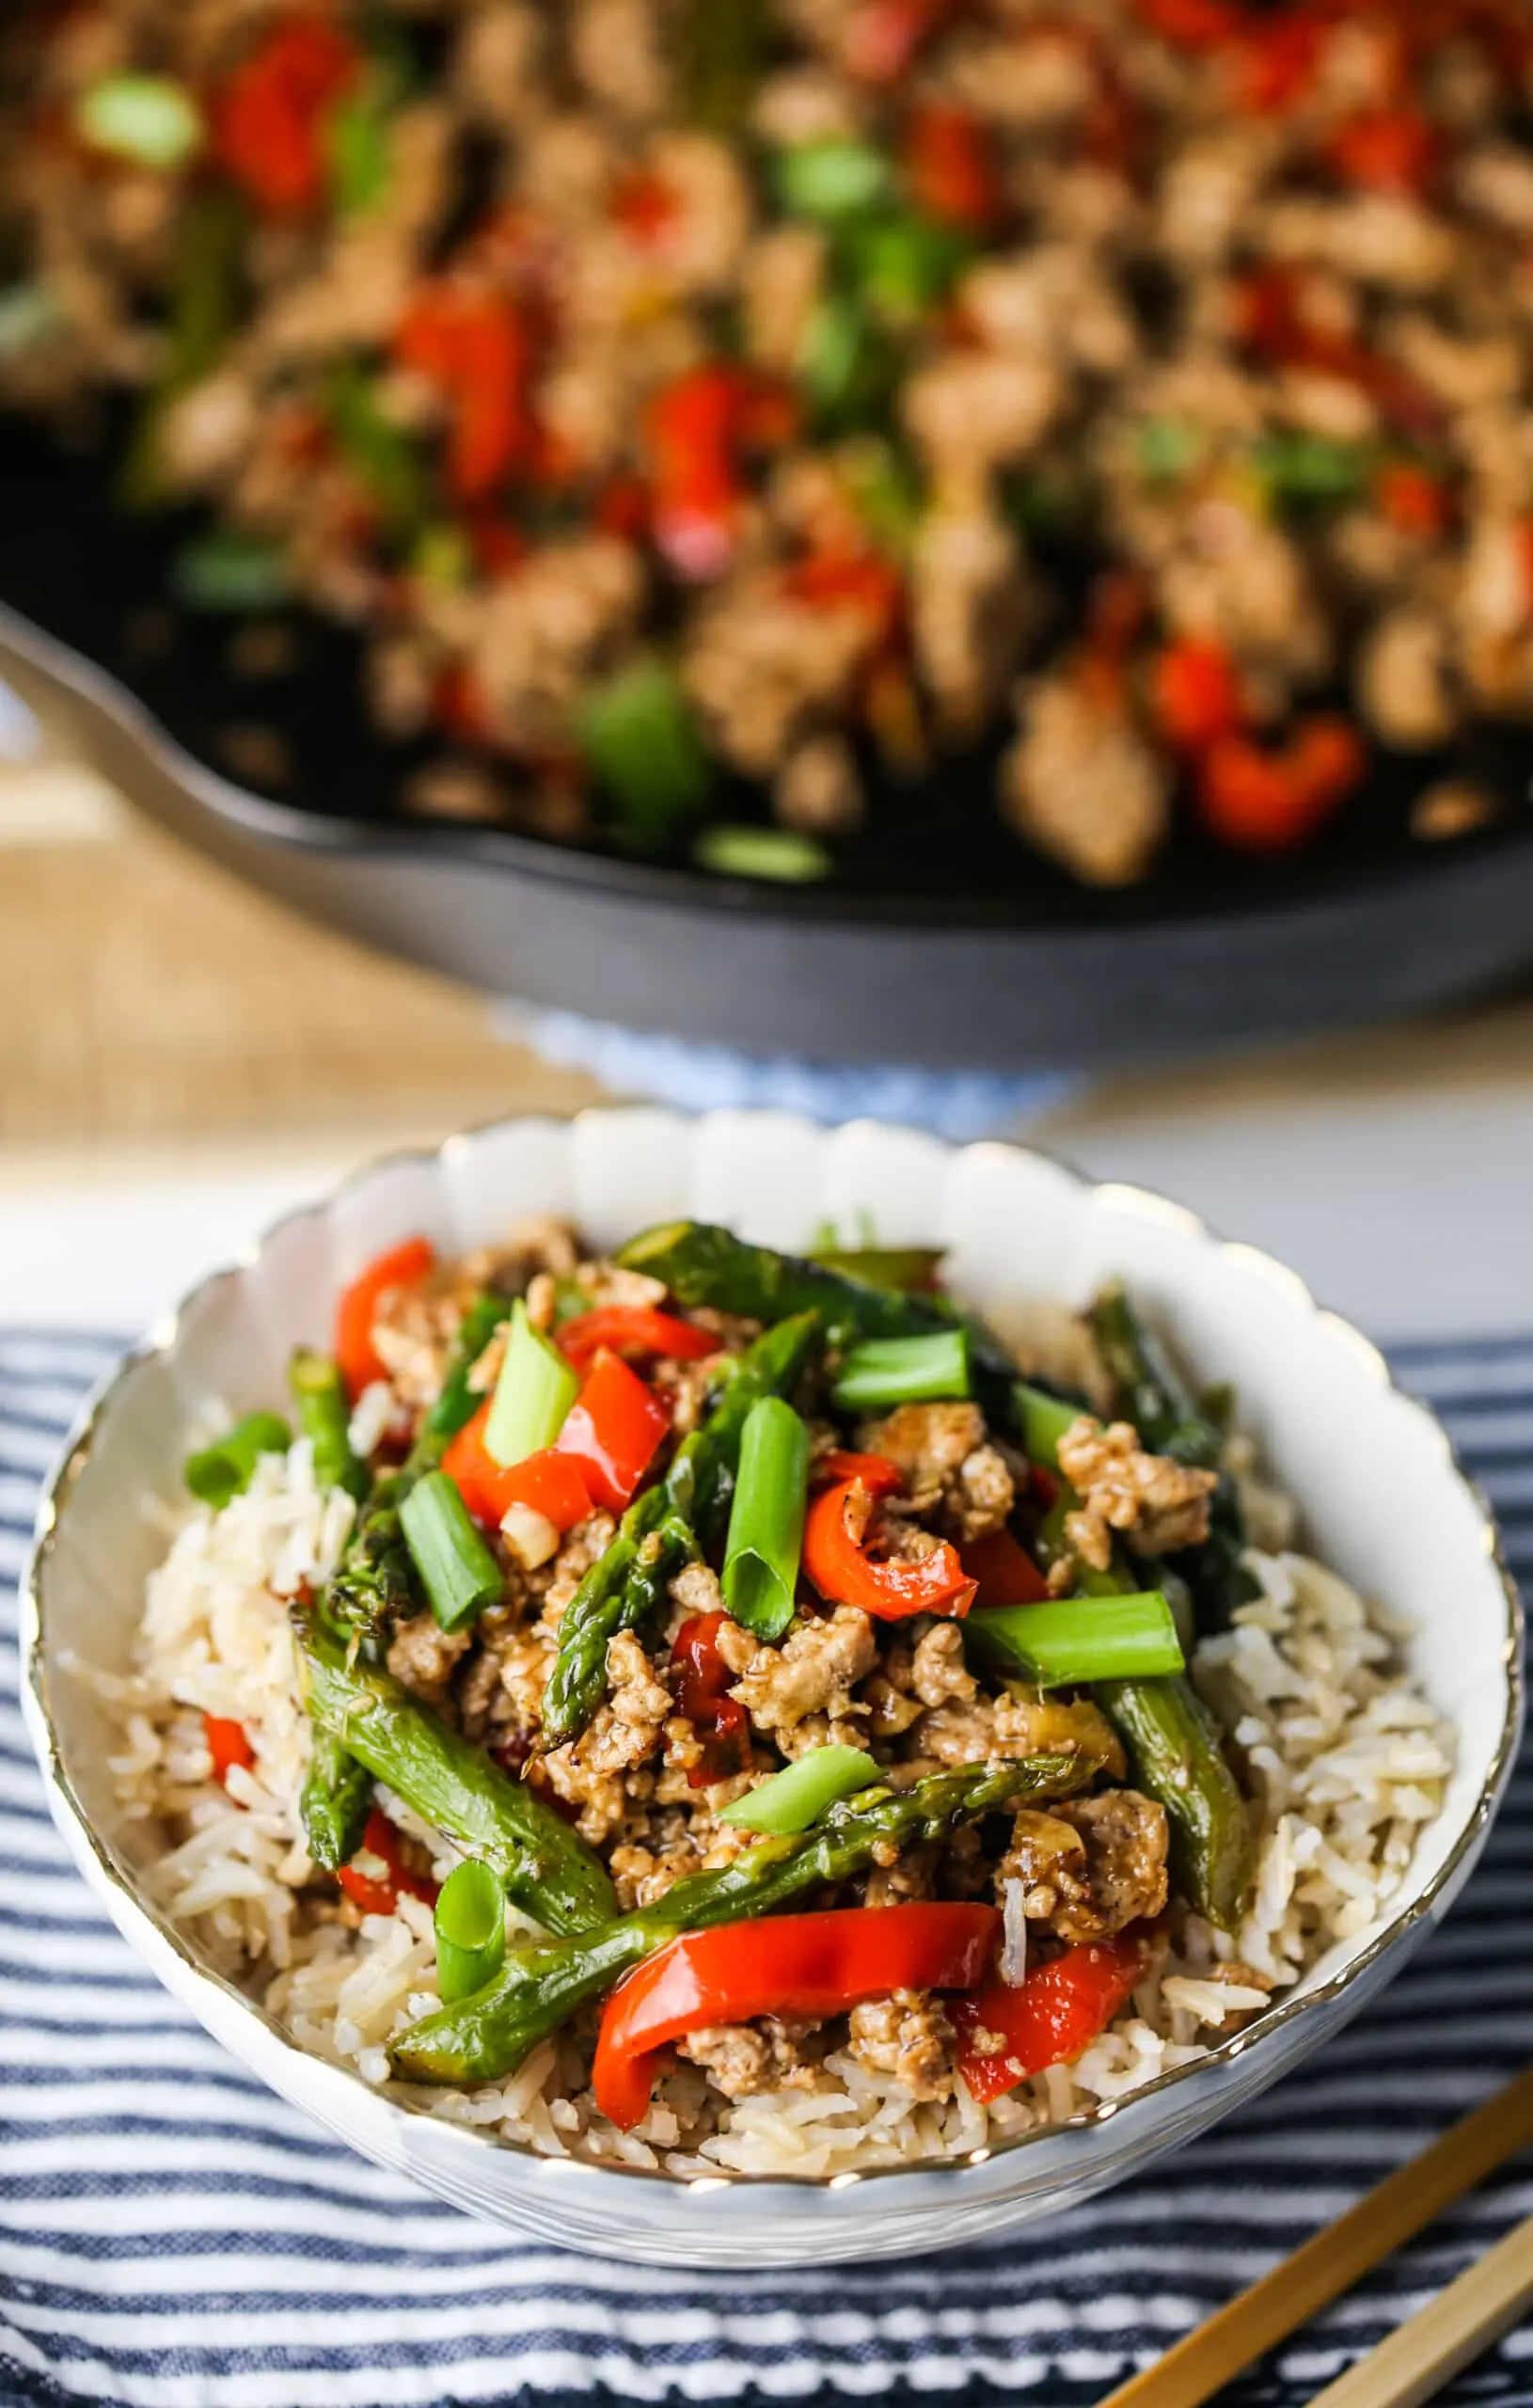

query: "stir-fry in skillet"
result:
(109, 1213), (1450, 2175)
(4, 1), (1532, 881)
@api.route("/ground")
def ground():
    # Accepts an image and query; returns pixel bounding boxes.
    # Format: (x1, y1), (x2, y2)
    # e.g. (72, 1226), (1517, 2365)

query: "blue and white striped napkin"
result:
(2, 1327), (1530, 2408)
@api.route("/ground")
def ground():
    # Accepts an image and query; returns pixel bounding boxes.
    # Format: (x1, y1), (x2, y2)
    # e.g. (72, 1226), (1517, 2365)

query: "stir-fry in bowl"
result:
(4, 2), (1533, 886)
(42, 1194), (1468, 2184)
(24, 1115), (1521, 2260)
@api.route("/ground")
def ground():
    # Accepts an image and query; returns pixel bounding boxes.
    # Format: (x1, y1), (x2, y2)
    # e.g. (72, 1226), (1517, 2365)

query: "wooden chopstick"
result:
(1303, 2214), (1533, 2408)
(1096, 2066), (1533, 2408)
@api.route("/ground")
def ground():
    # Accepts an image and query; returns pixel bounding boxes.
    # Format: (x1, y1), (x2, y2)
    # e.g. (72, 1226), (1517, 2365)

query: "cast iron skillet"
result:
(4, 407), (1533, 1071)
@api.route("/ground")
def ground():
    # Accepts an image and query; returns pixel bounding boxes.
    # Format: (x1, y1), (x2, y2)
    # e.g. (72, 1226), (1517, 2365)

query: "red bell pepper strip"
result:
(1150, 640), (1247, 754)
(813, 1449), (905, 1494)
(953, 1926), (1159, 2104)
(556, 1307), (719, 1377)
(336, 1809), (440, 1917)
(1198, 715), (1367, 855)
(395, 286), (533, 502)
(1376, 461), (1452, 540)
(1237, 17), (1324, 114)
(203, 1714), (255, 1787)
(612, 166), (680, 248)
(555, 1350), (671, 1514)
(903, 105), (1004, 232)
(214, 16), (360, 216)
(803, 1467), (976, 1622)
(1325, 107), (1441, 197)
(1134, 0), (1246, 45)
(843, 0), (955, 85)
(645, 365), (797, 580)
(672, 1611), (751, 1788)
(594, 1903), (1001, 2129)
(335, 1235), (435, 1402)
(442, 1402), (594, 1533)
(959, 1528), (1051, 1609)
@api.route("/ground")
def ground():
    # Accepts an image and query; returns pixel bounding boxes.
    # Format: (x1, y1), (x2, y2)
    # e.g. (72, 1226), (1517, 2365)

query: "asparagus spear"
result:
(289, 1349), (368, 1503)
(542, 1312), (820, 1743)
(326, 1290), (506, 1638)
(614, 1220), (1016, 1389)
(299, 1726), (372, 1873)
(1032, 1495), (1253, 1929)
(1087, 1284), (1253, 1629)
(391, 1753), (1101, 2083)
(300, 1624), (616, 1934)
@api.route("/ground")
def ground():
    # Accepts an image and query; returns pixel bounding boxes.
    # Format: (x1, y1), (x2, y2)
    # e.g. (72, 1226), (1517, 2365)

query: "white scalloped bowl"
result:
(21, 1111), (1524, 2267)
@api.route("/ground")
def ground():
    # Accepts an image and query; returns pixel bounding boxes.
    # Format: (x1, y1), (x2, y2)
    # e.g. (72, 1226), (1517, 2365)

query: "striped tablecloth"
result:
(1, 1328), (1529, 2408)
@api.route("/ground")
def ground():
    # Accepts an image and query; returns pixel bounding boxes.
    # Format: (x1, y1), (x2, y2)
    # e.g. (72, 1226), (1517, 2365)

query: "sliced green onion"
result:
(799, 290), (898, 430)
(811, 1244), (943, 1293)
(434, 1858), (507, 2004)
(326, 89), (391, 215)
(484, 1301), (578, 1470)
(324, 362), (423, 525)
(1009, 1380), (1082, 1471)
(722, 1397), (811, 1641)
(289, 1349), (369, 1502)
(831, 1328), (970, 1412)
(1248, 432), (1371, 507)
(183, 1412), (292, 1510)
(400, 1471), (504, 1633)
(411, 522), (472, 594)
(775, 138), (893, 222)
(120, 188), (246, 512)
(692, 824), (832, 883)
(840, 436), (924, 560)
(1136, 417), (1206, 483)
(577, 659), (714, 850)
(847, 213), (972, 319)
(75, 73), (203, 171)
(966, 1592), (1185, 1687)
(718, 1744), (880, 1833)
(171, 531), (292, 614)
(422, 1292), (507, 1448)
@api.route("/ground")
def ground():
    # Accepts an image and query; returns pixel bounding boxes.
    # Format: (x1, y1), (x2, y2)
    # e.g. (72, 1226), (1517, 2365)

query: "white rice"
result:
(88, 1444), (1455, 2180)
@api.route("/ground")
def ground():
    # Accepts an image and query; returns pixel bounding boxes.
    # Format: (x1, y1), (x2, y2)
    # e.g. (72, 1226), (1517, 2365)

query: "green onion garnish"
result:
(798, 290), (898, 430)
(775, 138), (893, 221)
(289, 1349), (369, 1503)
(1248, 431), (1370, 507)
(434, 1858), (507, 2004)
(170, 531), (292, 614)
(693, 825), (832, 883)
(183, 1412), (292, 1510)
(577, 659), (715, 851)
(421, 1292), (508, 1448)
(75, 73), (203, 171)
(847, 213), (972, 319)
(484, 1301), (578, 1470)
(1009, 1380), (1082, 1471)
(400, 1471), (503, 1633)
(721, 1396), (810, 1641)
(323, 361), (423, 525)
(831, 1328), (970, 1412)
(1136, 417), (1206, 483)
(718, 1744), (880, 1833)
(966, 1592), (1185, 1687)
(326, 89), (391, 215)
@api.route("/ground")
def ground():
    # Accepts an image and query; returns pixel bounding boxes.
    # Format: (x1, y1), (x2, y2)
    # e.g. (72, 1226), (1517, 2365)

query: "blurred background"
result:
(4, 0), (1533, 1339)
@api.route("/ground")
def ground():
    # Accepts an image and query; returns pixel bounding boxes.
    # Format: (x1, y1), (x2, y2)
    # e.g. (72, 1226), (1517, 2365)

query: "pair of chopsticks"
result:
(1098, 2067), (1533, 2408)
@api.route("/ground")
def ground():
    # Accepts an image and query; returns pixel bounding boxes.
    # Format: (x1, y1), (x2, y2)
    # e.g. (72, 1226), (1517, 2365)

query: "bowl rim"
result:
(18, 1104), (1527, 2215)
